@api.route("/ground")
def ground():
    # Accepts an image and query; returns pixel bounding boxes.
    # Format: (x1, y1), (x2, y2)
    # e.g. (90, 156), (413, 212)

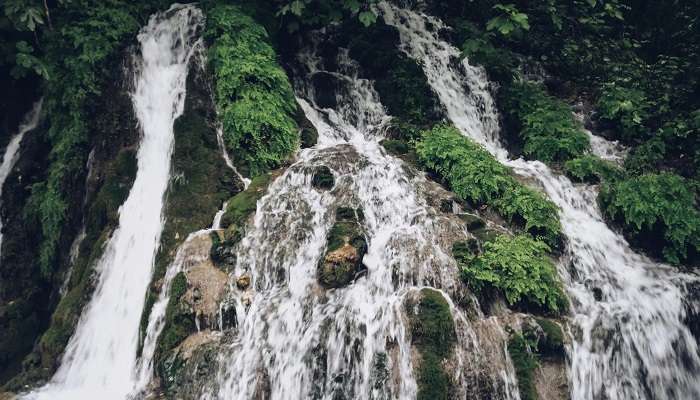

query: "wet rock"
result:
(440, 198), (455, 213)
(311, 71), (340, 109)
(318, 207), (367, 289)
(592, 287), (603, 302)
(183, 244), (229, 330)
(159, 331), (220, 399)
(236, 274), (251, 290)
(297, 105), (318, 149)
(311, 166), (335, 190)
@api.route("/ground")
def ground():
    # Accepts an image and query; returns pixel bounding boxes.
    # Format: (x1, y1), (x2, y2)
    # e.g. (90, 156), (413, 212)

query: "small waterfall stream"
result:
(206, 41), (517, 399)
(22, 5), (203, 399)
(0, 99), (42, 260)
(379, 2), (700, 399)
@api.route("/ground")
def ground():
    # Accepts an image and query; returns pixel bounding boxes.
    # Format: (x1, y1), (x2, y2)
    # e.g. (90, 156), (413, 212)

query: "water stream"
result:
(0, 99), (42, 261)
(22, 5), (203, 399)
(379, 2), (700, 399)
(206, 39), (517, 400)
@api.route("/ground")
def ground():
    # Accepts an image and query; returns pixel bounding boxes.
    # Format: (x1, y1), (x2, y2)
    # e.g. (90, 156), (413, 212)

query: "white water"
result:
(206, 43), (517, 399)
(0, 99), (42, 259)
(380, 2), (700, 399)
(23, 5), (203, 399)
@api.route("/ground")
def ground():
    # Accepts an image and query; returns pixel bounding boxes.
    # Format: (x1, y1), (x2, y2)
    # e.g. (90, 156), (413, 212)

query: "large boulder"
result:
(318, 207), (367, 288)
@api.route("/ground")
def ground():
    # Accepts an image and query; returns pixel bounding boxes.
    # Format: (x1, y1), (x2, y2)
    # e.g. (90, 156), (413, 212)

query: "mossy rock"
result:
(407, 288), (456, 400)
(318, 207), (367, 288)
(535, 318), (565, 358)
(311, 166), (335, 190)
(156, 273), (195, 363)
(220, 173), (272, 230)
(508, 332), (538, 400)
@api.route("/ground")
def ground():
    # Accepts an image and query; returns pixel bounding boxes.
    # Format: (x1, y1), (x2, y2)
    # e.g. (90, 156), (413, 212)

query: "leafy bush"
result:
(459, 234), (567, 313)
(596, 83), (650, 142)
(564, 154), (620, 183)
(501, 81), (590, 163)
(416, 125), (561, 245)
(206, 4), (299, 176)
(599, 172), (700, 264)
(486, 4), (530, 37)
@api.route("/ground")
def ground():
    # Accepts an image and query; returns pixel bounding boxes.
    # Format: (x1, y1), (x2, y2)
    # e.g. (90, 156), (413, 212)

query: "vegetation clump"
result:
(500, 81), (590, 163)
(408, 288), (456, 400)
(205, 4), (299, 176)
(457, 234), (567, 314)
(563, 155), (619, 184)
(599, 172), (700, 265)
(416, 124), (561, 246)
(596, 83), (650, 142)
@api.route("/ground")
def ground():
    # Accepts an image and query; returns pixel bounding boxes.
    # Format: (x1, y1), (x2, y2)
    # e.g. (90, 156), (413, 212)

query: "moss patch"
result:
(318, 207), (367, 288)
(408, 288), (456, 400)
(220, 173), (272, 231)
(508, 332), (538, 400)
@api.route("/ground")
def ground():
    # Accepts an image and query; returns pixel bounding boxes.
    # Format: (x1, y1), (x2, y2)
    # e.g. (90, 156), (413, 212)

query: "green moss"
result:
(508, 333), (538, 400)
(205, 4), (299, 176)
(535, 318), (565, 357)
(220, 173), (272, 230)
(460, 234), (567, 314)
(599, 172), (700, 265)
(318, 207), (366, 288)
(410, 288), (456, 400)
(500, 81), (590, 163)
(416, 124), (561, 246)
(311, 166), (335, 190)
(564, 155), (620, 184)
(156, 272), (194, 357)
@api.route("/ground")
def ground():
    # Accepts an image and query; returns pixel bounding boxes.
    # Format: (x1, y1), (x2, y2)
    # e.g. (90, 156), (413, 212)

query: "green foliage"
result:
(411, 288), (456, 400)
(276, 0), (377, 30)
(460, 234), (567, 313)
(416, 125), (561, 245)
(501, 81), (590, 163)
(486, 4), (529, 37)
(508, 333), (538, 400)
(599, 173), (700, 264)
(564, 155), (619, 184)
(3, 0), (46, 32)
(206, 4), (299, 176)
(596, 83), (649, 141)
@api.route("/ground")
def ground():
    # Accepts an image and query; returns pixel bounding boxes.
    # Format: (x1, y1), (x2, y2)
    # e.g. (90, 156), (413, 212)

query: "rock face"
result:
(318, 207), (367, 288)
(311, 165), (335, 190)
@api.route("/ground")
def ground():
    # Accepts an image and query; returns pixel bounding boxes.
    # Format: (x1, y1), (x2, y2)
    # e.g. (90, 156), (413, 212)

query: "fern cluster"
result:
(205, 4), (299, 176)
(416, 124), (561, 246)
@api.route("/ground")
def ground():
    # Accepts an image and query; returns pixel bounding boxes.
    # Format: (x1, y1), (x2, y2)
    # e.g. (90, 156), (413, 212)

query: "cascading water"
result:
(201, 32), (518, 397)
(0, 99), (42, 260)
(22, 5), (203, 399)
(379, 2), (700, 399)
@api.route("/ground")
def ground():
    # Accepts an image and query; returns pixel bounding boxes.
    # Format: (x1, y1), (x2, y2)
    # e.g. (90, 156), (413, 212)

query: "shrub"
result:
(564, 154), (620, 184)
(599, 172), (700, 264)
(596, 83), (650, 142)
(416, 125), (561, 245)
(459, 234), (567, 313)
(501, 81), (590, 163)
(205, 4), (299, 176)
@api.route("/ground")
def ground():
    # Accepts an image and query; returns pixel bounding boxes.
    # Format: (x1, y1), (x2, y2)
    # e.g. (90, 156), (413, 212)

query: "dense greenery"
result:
(417, 124), (561, 246)
(409, 288), (456, 400)
(457, 234), (567, 314)
(564, 155), (620, 184)
(599, 173), (700, 265)
(500, 81), (590, 163)
(205, 4), (299, 177)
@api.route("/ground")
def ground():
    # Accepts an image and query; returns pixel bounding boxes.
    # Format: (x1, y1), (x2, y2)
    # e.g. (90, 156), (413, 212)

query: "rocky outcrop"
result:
(318, 207), (367, 288)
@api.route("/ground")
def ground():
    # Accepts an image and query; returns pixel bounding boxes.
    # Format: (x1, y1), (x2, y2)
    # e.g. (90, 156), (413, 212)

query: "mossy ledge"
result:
(318, 207), (367, 289)
(407, 288), (457, 400)
(138, 61), (240, 351)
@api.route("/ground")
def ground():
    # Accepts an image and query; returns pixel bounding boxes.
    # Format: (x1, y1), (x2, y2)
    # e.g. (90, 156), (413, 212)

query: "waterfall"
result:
(0, 99), (42, 260)
(205, 38), (517, 399)
(22, 5), (203, 399)
(379, 2), (700, 399)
